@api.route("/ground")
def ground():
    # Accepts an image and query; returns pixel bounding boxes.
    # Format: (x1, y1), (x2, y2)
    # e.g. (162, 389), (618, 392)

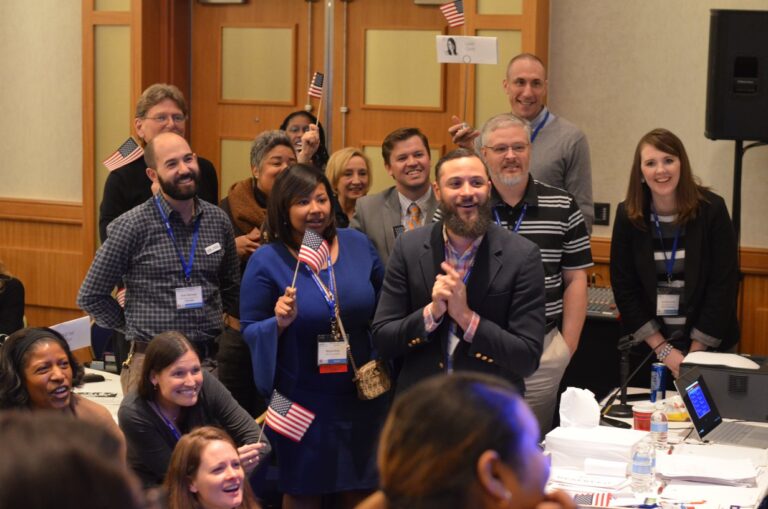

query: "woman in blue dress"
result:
(240, 163), (386, 509)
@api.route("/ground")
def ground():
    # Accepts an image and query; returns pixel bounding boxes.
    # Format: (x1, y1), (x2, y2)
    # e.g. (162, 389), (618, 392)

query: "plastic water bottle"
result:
(631, 438), (656, 493)
(650, 402), (669, 449)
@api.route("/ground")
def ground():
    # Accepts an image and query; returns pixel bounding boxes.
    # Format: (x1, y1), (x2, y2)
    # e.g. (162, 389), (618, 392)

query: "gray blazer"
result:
(350, 186), (438, 268)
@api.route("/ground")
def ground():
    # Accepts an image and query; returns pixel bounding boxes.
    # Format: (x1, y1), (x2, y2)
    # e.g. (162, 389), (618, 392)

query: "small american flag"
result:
(298, 229), (330, 273)
(440, 0), (465, 28)
(103, 137), (143, 171)
(308, 72), (324, 99)
(265, 390), (315, 442)
(573, 492), (612, 507)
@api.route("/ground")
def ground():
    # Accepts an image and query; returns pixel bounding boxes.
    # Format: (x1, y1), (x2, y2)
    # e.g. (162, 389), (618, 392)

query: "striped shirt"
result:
(652, 213), (686, 341)
(491, 176), (593, 324)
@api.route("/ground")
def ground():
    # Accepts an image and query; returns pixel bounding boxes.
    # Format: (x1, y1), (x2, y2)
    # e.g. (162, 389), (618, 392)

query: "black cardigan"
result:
(609, 189), (739, 350)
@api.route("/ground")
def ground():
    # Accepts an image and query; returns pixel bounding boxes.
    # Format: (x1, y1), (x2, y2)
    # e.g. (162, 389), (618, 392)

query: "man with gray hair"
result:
(99, 83), (219, 243)
(479, 113), (592, 438)
(449, 53), (594, 231)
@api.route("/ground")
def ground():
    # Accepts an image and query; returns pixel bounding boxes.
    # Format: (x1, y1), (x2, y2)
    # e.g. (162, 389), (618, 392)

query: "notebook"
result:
(674, 367), (768, 449)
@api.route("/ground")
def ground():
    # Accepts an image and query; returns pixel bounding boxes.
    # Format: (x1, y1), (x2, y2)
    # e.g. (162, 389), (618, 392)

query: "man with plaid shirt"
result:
(78, 132), (239, 393)
(373, 148), (545, 396)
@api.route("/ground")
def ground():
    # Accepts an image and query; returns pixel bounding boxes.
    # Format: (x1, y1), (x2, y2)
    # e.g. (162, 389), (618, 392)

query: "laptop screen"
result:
(674, 367), (723, 440)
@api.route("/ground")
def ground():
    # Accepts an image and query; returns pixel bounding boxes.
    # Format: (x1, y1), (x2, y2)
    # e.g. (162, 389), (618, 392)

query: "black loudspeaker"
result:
(705, 9), (768, 142)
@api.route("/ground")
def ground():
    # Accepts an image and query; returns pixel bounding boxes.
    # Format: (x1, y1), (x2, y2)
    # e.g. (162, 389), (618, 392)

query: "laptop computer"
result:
(674, 367), (768, 449)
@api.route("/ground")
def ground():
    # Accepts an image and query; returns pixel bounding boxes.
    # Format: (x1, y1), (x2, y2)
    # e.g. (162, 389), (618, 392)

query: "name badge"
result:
(656, 281), (683, 317)
(317, 334), (348, 373)
(205, 242), (222, 255)
(175, 286), (204, 309)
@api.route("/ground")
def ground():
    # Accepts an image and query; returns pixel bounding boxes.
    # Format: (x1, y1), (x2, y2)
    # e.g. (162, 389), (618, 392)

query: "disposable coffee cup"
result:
(633, 402), (654, 431)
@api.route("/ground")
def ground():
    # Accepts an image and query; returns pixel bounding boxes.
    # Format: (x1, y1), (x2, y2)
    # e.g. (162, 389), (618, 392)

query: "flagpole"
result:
(315, 96), (323, 127)
(291, 259), (301, 288)
(462, 8), (468, 124)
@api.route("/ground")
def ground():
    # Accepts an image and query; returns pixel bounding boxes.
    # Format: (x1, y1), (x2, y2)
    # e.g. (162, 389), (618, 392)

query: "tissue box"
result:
(544, 426), (648, 470)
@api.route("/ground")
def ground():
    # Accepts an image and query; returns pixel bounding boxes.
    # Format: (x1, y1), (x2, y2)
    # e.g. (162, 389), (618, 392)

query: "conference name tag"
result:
(175, 286), (203, 309)
(657, 281), (683, 316)
(205, 242), (222, 255)
(317, 334), (347, 374)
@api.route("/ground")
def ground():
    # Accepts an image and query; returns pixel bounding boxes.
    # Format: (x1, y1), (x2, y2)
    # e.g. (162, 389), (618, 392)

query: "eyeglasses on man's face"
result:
(144, 114), (187, 124)
(484, 143), (529, 156)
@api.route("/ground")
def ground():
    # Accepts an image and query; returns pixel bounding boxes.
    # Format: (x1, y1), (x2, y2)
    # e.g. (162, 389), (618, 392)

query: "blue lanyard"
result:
(651, 207), (681, 283)
(530, 110), (550, 143)
(493, 203), (527, 232)
(150, 401), (182, 442)
(307, 256), (336, 321)
(154, 196), (200, 281)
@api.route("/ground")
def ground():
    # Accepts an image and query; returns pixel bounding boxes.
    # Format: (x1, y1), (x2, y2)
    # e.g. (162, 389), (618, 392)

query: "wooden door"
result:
(190, 0), (326, 195)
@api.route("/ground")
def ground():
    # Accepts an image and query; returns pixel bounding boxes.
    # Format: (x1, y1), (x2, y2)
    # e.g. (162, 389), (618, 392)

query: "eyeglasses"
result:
(483, 144), (528, 156)
(143, 114), (187, 124)
(286, 125), (311, 134)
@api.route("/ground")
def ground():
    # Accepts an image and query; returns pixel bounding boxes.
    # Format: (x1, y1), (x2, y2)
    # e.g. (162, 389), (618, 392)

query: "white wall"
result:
(548, 0), (768, 247)
(0, 1), (82, 202)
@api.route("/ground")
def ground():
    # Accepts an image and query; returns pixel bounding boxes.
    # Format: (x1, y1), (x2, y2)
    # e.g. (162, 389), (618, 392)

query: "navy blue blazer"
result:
(372, 221), (545, 395)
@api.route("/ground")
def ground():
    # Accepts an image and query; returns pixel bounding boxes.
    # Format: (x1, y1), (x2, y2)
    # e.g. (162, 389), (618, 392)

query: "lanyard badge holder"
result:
(154, 196), (204, 310)
(651, 209), (683, 317)
(307, 258), (391, 399)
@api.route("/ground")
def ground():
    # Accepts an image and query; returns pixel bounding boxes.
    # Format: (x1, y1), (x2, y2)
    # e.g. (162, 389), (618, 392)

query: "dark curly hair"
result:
(0, 327), (85, 409)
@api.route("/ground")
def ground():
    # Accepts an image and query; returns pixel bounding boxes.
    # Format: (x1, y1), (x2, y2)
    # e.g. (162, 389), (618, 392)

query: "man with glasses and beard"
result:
(479, 113), (592, 438)
(372, 148), (545, 396)
(79, 133), (239, 393)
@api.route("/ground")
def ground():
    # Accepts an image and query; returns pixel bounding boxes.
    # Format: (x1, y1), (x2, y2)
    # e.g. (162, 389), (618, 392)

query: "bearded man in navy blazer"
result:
(372, 148), (545, 395)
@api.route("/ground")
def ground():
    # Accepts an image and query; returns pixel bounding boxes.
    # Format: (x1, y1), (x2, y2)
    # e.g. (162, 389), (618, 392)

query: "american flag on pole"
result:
(265, 390), (315, 442)
(440, 0), (465, 28)
(298, 229), (330, 273)
(308, 72), (324, 99)
(572, 492), (612, 507)
(103, 137), (143, 171)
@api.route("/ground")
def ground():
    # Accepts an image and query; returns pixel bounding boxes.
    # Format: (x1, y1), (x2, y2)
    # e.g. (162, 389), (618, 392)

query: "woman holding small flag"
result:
(240, 163), (387, 509)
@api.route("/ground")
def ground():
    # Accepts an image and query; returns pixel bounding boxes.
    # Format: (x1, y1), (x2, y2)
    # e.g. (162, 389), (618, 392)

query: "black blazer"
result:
(372, 222), (545, 395)
(609, 190), (739, 350)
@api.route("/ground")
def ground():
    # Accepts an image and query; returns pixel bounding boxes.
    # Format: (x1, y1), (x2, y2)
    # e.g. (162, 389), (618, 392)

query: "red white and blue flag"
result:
(103, 137), (143, 171)
(265, 390), (315, 442)
(572, 492), (612, 507)
(440, 1), (465, 28)
(308, 72), (324, 99)
(298, 229), (330, 273)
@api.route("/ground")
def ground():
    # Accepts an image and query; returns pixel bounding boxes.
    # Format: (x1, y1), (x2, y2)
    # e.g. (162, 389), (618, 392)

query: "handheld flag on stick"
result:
(308, 72), (324, 99)
(291, 229), (330, 287)
(103, 137), (143, 171)
(440, 1), (465, 28)
(265, 390), (315, 442)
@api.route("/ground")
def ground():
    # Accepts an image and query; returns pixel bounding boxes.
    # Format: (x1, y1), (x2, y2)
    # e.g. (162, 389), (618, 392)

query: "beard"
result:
(442, 197), (493, 239)
(158, 171), (199, 200)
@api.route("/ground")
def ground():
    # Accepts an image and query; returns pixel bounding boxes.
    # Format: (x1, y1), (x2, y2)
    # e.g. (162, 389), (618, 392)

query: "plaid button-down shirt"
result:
(78, 194), (239, 343)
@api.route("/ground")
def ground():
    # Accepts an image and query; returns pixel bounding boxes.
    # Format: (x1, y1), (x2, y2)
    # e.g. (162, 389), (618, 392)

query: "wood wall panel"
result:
(0, 198), (85, 329)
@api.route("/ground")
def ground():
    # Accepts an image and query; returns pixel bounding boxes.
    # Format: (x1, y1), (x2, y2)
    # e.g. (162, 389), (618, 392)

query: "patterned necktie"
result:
(406, 202), (421, 231)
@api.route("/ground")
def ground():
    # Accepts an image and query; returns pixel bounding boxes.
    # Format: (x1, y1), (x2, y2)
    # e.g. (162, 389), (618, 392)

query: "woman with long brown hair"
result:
(165, 426), (262, 509)
(610, 128), (739, 381)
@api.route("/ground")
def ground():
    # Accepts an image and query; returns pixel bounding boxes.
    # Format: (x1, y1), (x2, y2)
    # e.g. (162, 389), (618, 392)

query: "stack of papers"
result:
(655, 455), (757, 486)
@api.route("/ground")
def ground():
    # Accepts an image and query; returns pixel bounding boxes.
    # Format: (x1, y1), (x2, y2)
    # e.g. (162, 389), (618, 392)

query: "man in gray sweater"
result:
(450, 53), (594, 231)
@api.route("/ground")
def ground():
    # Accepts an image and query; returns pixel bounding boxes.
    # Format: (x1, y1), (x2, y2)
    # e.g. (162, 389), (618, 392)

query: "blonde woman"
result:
(326, 148), (372, 221)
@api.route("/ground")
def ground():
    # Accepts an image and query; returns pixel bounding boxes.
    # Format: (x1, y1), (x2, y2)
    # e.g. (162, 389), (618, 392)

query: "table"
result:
(76, 368), (123, 422)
